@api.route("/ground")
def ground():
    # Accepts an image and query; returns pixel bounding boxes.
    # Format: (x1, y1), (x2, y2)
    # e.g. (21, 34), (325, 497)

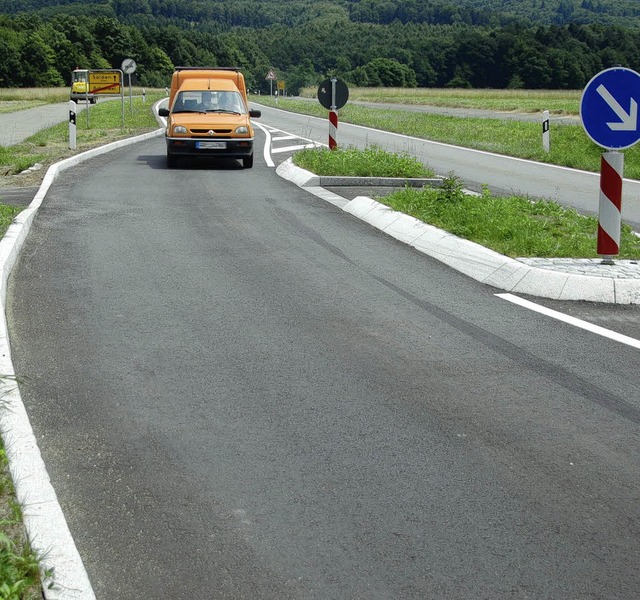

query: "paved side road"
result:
(0, 102), (87, 146)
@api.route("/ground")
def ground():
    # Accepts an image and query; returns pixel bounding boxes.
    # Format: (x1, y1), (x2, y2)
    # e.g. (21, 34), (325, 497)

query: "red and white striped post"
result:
(598, 150), (624, 263)
(329, 77), (338, 150)
(329, 109), (338, 150)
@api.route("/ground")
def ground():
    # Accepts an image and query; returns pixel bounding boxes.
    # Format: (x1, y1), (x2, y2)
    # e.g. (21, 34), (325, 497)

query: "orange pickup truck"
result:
(158, 67), (261, 168)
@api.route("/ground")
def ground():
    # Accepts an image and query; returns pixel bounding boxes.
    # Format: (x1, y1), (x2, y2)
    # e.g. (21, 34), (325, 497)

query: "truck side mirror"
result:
(158, 108), (170, 117)
(249, 109), (261, 118)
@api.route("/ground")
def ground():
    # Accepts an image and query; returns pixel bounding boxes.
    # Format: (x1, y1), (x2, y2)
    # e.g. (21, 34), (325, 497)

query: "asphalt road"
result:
(7, 130), (640, 599)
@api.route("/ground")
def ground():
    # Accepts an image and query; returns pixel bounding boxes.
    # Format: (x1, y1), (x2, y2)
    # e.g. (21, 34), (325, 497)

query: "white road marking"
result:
(254, 122), (324, 167)
(272, 143), (319, 154)
(497, 293), (640, 349)
(254, 121), (275, 167)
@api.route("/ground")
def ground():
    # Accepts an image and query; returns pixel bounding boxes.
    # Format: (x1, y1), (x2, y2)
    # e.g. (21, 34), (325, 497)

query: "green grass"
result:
(294, 145), (434, 177)
(253, 95), (640, 179)
(0, 206), (23, 237)
(299, 86), (581, 114)
(381, 176), (640, 259)
(0, 442), (43, 600)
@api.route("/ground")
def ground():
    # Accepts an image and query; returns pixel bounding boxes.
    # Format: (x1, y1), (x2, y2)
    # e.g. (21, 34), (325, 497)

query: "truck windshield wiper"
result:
(206, 109), (242, 115)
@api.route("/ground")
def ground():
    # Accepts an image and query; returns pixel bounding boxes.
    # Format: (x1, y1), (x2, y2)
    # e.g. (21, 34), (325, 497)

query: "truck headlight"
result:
(173, 125), (187, 134)
(235, 126), (249, 134)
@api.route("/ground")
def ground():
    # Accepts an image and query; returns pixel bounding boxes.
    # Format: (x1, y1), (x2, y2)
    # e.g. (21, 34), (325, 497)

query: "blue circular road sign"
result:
(580, 67), (640, 150)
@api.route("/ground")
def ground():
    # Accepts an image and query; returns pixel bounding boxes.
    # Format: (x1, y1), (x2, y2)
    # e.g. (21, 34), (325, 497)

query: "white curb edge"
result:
(276, 158), (640, 305)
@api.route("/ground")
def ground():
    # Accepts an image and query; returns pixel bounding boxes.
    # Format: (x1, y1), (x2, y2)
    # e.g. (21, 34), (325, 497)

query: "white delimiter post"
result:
(542, 110), (550, 152)
(68, 100), (77, 150)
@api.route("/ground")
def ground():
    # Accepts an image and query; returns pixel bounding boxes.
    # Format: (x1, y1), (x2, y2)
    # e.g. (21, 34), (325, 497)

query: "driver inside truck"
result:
(200, 91), (218, 111)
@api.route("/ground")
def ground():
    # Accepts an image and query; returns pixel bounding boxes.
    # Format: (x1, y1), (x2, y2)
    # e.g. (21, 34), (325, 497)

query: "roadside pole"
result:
(317, 77), (349, 151)
(598, 151), (623, 263)
(580, 67), (640, 263)
(122, 59), (137, 116)
(330, 77), (338, 149)
(68, 101), (77, 150)
(266, 69), (276, 97)
(542, 110), (550, 153)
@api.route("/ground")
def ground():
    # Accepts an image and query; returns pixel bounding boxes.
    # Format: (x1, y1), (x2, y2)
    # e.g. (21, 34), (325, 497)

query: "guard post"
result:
(580, 67), (640, 263)
(542, 110), (550, 153)
(68, 100), (76, 150)
(317, 77), (349, 151)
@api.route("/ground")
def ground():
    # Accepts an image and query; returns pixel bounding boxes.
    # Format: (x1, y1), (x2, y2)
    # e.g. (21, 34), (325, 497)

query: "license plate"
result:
(196, 141), (226, 149)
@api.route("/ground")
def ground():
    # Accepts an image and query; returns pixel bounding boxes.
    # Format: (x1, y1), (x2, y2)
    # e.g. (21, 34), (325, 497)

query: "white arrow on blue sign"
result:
(580, 67), (640, 150)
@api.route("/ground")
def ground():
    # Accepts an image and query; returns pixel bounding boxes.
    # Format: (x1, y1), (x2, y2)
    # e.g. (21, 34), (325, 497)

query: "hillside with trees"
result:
(0, 0), (639, 92)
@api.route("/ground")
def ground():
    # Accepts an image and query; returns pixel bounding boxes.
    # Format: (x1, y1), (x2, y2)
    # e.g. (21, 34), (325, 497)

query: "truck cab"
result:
(158, 67), (261, 169)
(70, 69), (96, 104)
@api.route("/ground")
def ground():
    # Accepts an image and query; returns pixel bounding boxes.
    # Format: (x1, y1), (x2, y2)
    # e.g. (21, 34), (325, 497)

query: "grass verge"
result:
(294, 148), (640, 259)
(0, 435), (43, 600)
(299, 86), (581, 114)
(294, 145), (434, 177)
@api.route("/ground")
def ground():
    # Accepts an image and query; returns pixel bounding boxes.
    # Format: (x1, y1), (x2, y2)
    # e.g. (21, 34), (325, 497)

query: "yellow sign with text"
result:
(89, 71), (122, 95)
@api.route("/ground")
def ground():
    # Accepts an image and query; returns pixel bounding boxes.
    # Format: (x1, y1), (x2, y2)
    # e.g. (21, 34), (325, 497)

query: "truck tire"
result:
(167, 154), (177, 168)
(242, 154), (254, 169)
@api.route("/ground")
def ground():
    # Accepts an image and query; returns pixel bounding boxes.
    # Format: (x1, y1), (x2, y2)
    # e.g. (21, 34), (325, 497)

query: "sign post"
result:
(580, 67), (640, 263)
(266, 69), (276, 96)
(317, 78), (349, 150)
(121, 58), (137, 113)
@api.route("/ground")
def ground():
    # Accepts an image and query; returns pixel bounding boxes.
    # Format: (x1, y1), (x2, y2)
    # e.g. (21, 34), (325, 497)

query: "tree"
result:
(20, 32), (64, 86)
(360, 57), (417, 87)
(0, 28), (22, 86)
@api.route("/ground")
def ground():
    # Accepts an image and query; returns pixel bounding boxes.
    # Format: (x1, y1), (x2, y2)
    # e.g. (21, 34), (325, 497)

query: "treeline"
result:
(1, 11), (640, 92)
(3, 0), (640, 29)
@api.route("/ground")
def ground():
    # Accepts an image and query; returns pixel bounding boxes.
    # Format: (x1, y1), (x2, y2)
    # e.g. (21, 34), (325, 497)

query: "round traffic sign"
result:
(317, 79), (349, 110)
(580, 67), (640, 150)
(121, 58), (137, 75)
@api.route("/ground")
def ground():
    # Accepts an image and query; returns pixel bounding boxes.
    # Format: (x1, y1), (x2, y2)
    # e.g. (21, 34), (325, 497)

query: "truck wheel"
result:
(167, 154), (177, 168)
(242, 154), (254, 169)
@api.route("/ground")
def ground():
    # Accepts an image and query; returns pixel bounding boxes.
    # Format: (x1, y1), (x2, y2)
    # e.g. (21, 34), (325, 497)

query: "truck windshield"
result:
(172, 91), (246, 114)
(72, 70), (88, 84)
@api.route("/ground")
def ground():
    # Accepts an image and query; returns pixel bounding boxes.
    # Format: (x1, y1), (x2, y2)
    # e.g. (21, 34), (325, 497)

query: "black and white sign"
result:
(121, 58), (137, 75)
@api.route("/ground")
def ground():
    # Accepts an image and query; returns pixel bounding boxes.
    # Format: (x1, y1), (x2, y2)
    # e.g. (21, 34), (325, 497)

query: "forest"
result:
(1, 0), (640, 92)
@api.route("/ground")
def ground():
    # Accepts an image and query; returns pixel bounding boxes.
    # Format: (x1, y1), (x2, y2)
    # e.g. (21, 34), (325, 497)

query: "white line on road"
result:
(497, 293), (640, 349)
(272, 143), (319, 154)
(254, 121), (275, 167)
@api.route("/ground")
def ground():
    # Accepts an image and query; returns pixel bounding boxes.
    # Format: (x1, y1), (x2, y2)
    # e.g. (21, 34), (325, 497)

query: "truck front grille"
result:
(191, 128), (233, 134)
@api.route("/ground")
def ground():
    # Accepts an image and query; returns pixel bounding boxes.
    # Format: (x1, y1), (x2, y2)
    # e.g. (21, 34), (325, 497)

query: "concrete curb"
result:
(276, 158), (640, 305)
(0, 124), (164, 600)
